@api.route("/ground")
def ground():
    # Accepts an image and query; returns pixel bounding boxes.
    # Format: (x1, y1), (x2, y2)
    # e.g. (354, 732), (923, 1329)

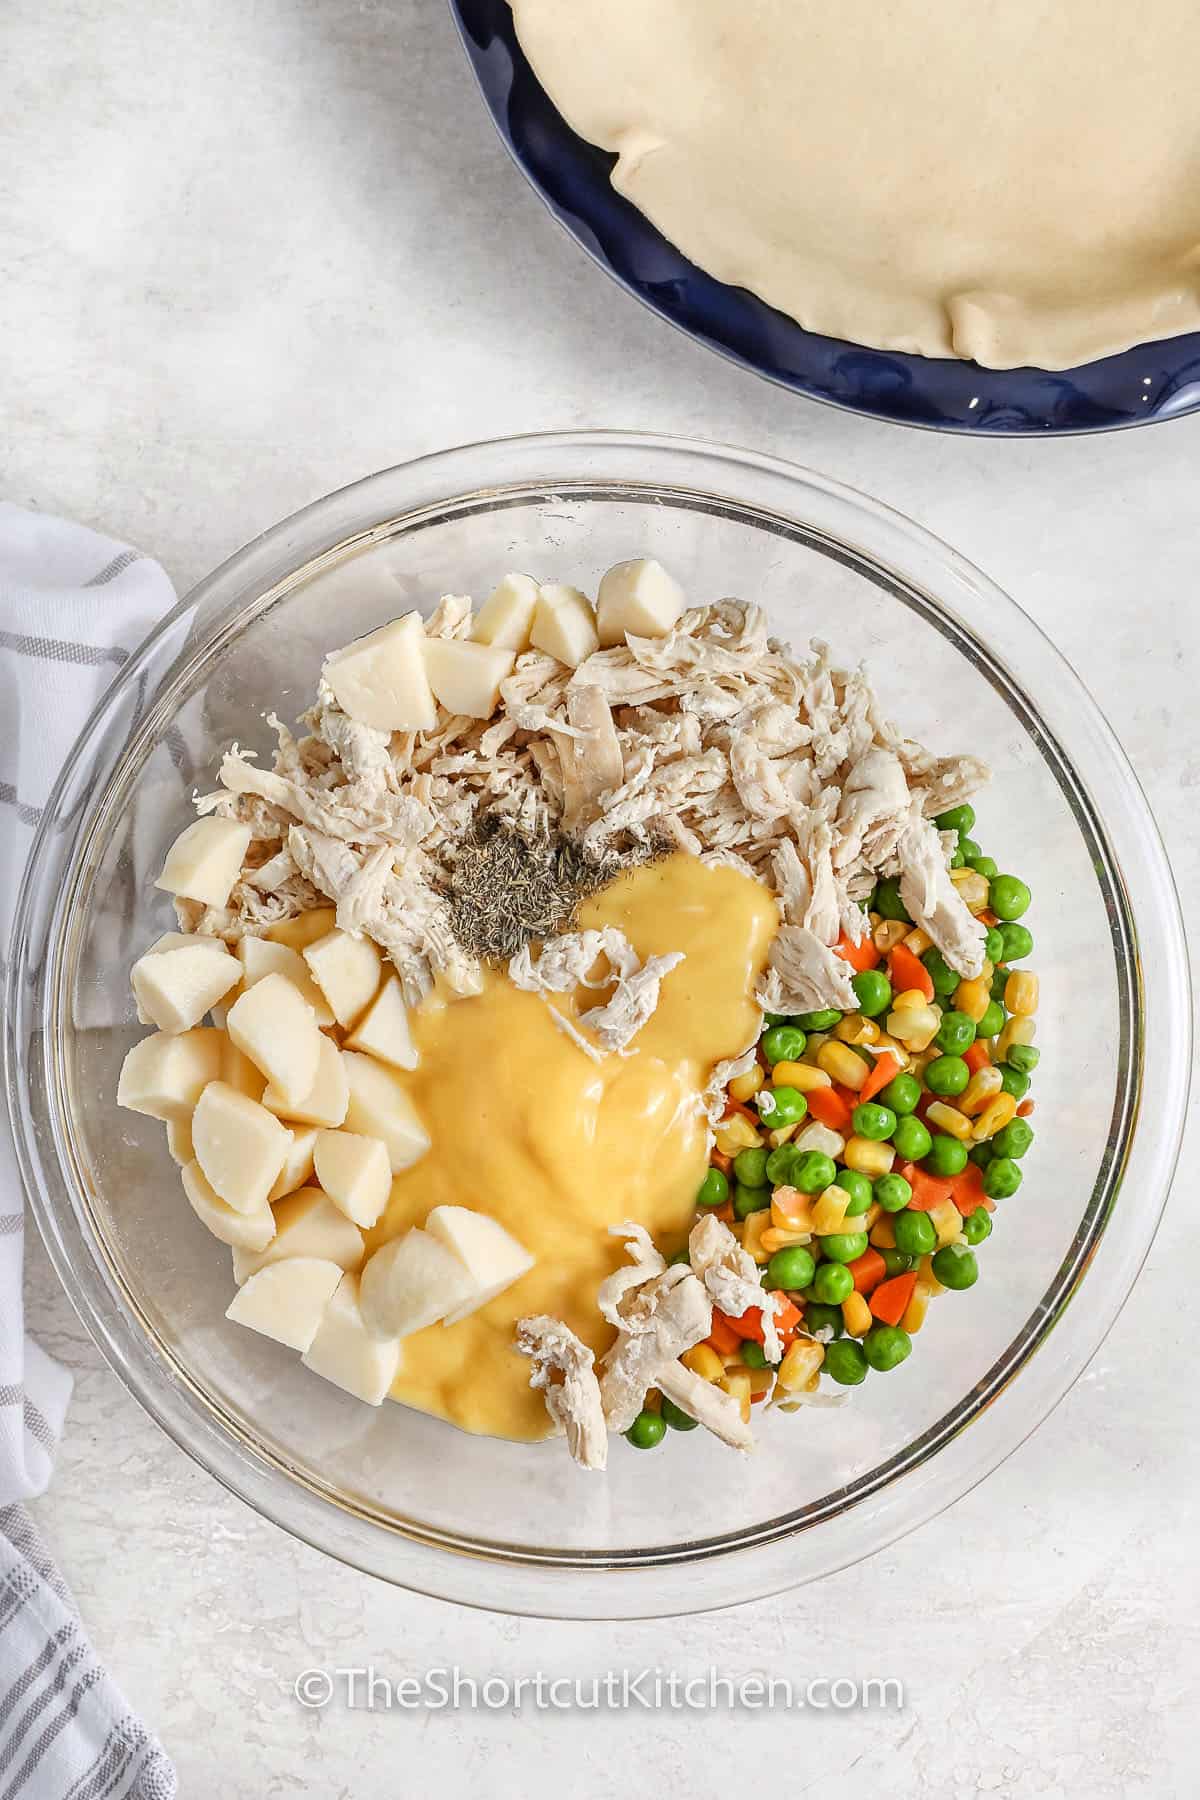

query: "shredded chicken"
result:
(896, 810), (987, 977)
(598, 1267), (713, 1433)
(509, 930), (684, 1057)
(688, 1214), (783, 1362)
(515, 1316), (608, 1471)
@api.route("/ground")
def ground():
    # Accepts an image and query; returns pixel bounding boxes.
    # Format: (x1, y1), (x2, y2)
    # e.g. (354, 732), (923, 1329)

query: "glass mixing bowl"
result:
(6, 433), (1189, 1618)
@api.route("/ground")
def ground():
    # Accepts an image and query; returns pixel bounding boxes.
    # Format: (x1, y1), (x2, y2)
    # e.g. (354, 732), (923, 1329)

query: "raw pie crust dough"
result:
(509, 0), (1200, 369)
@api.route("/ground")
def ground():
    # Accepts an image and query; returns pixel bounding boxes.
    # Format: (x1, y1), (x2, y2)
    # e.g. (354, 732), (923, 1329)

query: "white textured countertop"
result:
(4, 1), (1199, 1793)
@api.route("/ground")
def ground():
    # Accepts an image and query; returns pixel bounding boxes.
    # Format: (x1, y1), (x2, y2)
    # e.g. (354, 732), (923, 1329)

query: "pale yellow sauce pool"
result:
(365, 854), (776, 1440)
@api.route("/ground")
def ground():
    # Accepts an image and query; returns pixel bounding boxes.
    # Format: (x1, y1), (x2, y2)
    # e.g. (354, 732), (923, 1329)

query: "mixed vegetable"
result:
(625, 806), (1039, 1447)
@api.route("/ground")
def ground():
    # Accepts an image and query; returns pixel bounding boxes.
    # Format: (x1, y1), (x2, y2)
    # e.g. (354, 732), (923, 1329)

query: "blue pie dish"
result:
(451, 0), (1200, 435)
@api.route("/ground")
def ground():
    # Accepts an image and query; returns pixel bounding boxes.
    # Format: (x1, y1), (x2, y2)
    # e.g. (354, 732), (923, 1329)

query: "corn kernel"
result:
(918, 1255), (946, 1296)
(950, 869), (990, 911)
(800, 1032), (830, 1064)
(760, 1225), (813, 1254)
(769, 1060), (832, 1093)
(871, 1032), (910, 1066)
(767, 1122), (800, 1149)
(720, 1369), (752, 1424)
(870, 1214), (897, 1249)
(902, 926), (932, 954)
(901, 1285), (930, 1334)
(811, 1187), (851, 1235)
(995, 1015), (1036, 1061)
(892, 987), (928, 1012)
(959, 1066), (1003, 1116)
(714, 1114), (763, 1154)
(682, 1343), (724, 1383)
(843, 1136), (895, 1177)
(742, 1209), (773, 1265)
(929, 1198), (963, 1248)
(728, 1065), (764, 1102)
(643, 1387), (662, 1412)
(771, 1188), (815, 1232)
(746, 1366), (774, 1400)
(776, 1338), (825, 1393)
(816, 1041), (870, 1090)
(886, 1005), (940, 1050)
(955, 976), (990, 1021)
(872, 918), (908, 953)
(926, 1100), (972, 1139)
(793, 1121), (845, 1159)
(834, 1013), (880, 1046)
(974, 1092), (1018, 1140)
(842, 1292), (872, 1337)
(1004, 971), (1040, 1016)
(861, 1203), (882, 1232)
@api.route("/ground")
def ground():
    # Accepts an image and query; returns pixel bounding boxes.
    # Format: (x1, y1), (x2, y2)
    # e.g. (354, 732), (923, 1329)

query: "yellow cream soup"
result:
(365, 854), (776, 1440)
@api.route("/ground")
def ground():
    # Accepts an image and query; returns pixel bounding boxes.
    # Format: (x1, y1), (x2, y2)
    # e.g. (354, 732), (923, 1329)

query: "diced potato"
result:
(425, 1205), (534, 1325)
(301, 1272), (402, 1405)
(221, 1033), (267, 1103)
(529, 583), (599, 668)
(154, 817), (252, 909)
(421, 637), (515, 719)
(191, 1080), (291, 1213)
(232, 1185), (364, 1283)
(225, 1258), (343, 1353)
(265, 907), (337, 952)
(301, 929), (382, 1030)
(131, 938), (241, 1034)
(226, 972), (322, 1105)
(237, 936), (334, 1026)
(313, 1130), (391, 1229)
(165, 1115), (194, 1165)
(470, 573), (539, 652)
(343, 975), (417, 1071)
(322, 613), (436, 733)
(595, 557), (684, 647)
(341, 1052), (431, 1173)
(267, 1124), (319, 1202)
(358, 1230), (476, 1339)
(181, 1159), (276, 1252)
(262, 1034), (349, 1129)
(117, 1027), (224, 1122)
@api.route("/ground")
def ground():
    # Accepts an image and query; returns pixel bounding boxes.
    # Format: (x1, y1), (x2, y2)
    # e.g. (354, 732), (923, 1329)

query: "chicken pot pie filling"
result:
(119, 559), (1039, 1469)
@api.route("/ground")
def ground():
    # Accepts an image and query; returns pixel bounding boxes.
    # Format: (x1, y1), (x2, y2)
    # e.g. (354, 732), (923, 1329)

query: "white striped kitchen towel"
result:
(0, 502), (177, 1800)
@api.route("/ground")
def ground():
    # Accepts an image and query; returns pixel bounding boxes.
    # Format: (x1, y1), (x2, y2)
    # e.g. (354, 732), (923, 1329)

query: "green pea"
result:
(881, 1248), (915, 1276)
(1006, 1043), (1040, 1075)
(879, 1072), (921, 1115)
(765, 1145), (800, 1187)
(893, 1209), (937, 1256)
(761, 1024), (806, 1065)
(812, 1260), (854, 1304)
(893, 1115), (933, 1162)
(793, 1150), (837, 1194)
(931, 1244), (979, 1290)
(989, 968), (1009, 1001)
(873, 877), (912, 923)
(935, 1011), (977, 1055)
(992, 1118), (1034, 1159)
(999, 1065), (1030, 1100)
(819, 1231), (869, 1264)
(767, 1245), (816, 1291)
(990, 874), (1031, 921)
(873, 1172), (912, 1213)
(794, 1008), (843, 1030)
(968, 1141), (994, 1167)
(925, 1054), (970, 1097)
(734, 1182), (771, 1219)
(998, 922), (1033, 961)
(696, 1168), (729, 1208)
(761, 1086), (808, 1127)
(739, 1341), (770, 1370)
(949, 845), (966, 868)
(824, 1339), (869, 1385)
(934, 803), (975, 835)
(626, 1409), (666, 1449)
(924, 1134), (968, 1177)
(835, 1168), (873, 1213)
(970, 856), (1000, 881)
(978, 1000), (1006, 1039)
(922, 948), (961, 998)
(983, 926), (1006, 964)
(733, 1146), (769, 1187)
(660, 1396), (699, 1430)
(983, 1157), (1022, 1200)
(851, 1101), (897, 1141)
(958, 835), (982, 861)
(802, 1301), (844, 1338)
(761, 1011), (788, 1026)
(863, 1323), (913, 1371)
(961, 1209), (993, 1246)
(852, 969), (893, 1018)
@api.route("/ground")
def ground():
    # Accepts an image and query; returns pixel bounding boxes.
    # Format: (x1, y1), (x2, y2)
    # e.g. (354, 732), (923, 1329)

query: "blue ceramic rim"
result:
(450, 0), (1200, 436)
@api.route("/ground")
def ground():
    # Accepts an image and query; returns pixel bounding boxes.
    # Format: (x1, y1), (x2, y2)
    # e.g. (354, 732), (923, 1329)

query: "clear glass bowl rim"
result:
(5, 430), (1190, 1618)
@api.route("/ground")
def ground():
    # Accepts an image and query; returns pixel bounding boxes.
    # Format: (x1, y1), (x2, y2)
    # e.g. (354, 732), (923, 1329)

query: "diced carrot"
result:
(713, 1201), (735, 1225)
(770, 1293), (802, 1345)
(898, 1163), (954, 1212)
(979, 909), (999, 927)
(719, 1293), (801, 1347)
(888, 942), (934, 1002)
(807, 1086), (853, 1131)
(832, 930), (880, 973)
(915, 1090), (937, 1123)
(870, 1270), (918, 1326)
(963, 1042), (991, 1074)
(710, 1149), (732, 1175)
(708, 1313), (742, 1354)
(949, 1162), (995, 1217)
(859, 1050), (901, 1105)
(848, 1247), (887, 1295)
(1017, 1099), (1035, 1117)
(723, 1098), (760, 1127)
